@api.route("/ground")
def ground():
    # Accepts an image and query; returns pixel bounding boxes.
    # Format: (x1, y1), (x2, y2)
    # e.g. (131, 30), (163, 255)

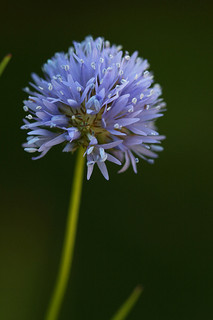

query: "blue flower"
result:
(21, 36), (166, 180)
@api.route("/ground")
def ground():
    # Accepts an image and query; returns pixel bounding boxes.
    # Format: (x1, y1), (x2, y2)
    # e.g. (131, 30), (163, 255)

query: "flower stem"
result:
(0, 54), (12, 77)
(110, 286), (143, 320)
(45, 148), (85, 320)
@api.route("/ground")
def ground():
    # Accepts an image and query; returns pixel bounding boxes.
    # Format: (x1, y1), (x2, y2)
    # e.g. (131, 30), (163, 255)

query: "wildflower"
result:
(21, 36), (165, 180)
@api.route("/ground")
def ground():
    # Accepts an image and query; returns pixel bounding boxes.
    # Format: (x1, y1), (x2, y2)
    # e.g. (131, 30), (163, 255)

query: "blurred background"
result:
(0, 0), (212, 319)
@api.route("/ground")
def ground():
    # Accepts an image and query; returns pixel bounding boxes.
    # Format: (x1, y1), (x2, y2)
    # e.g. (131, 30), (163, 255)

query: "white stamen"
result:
(26, 114), (33, 120)
(148, 89), (154, 96)
(135, 158), (139, 163)
(119, 70), (124, 75)
(121, 79), (127, 84)
(23, 106), (28, 112)
(77, 86), (82, 92)
(107, 106), (111, 111)
(80, 59), (84, 64)
(63, 65), (70, 71)
(60, 91), (64, 95)
(48, 83), (53, 91)
(38, 86), (43, 91)
(116, 63), (121, 68)
(132, 98), (137, 104)
(36, 106), (42, 110)
(114, 123), (120, 129)
(134, 74), (139, 80)
(100, 57), (104, 63)
(143, 70), (149, 78)
(128, 105), (134, 112)
(140, 93), (144, 100)
(109, 54), (113, 59)
(125, 55), (130, 61)
(56, 74), (63, 82)
(91, 62), (96, 70)
(72, 115), (76, 120)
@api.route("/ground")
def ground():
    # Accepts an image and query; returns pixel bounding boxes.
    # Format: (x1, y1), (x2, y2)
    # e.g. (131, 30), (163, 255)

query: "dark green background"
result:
(1, 0), (212, 319)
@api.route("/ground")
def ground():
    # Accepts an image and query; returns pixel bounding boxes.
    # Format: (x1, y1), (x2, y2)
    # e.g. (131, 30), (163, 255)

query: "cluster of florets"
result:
(21, 36), (165, 179)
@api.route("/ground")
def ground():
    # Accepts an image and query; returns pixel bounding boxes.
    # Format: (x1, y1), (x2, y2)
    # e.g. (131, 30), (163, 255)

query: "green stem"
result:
(45, 148), (85, 320)
(110, 286), (143, 320)
(0, 54), (12, 77)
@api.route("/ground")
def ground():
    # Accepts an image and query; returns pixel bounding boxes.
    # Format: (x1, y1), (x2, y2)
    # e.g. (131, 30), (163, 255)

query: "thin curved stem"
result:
(110, 286), (143, 320)
(45, 148), (85, 320)
(0, 54), (12, 77)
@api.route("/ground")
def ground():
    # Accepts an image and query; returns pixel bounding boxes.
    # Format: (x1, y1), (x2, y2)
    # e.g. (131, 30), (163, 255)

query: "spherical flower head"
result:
(21, 36), (166, 180)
